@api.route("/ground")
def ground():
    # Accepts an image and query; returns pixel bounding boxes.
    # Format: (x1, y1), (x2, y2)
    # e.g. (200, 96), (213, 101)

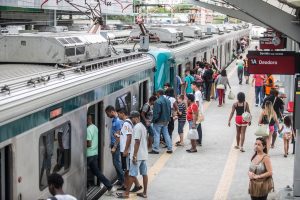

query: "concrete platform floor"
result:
(101, 46), (294, 200)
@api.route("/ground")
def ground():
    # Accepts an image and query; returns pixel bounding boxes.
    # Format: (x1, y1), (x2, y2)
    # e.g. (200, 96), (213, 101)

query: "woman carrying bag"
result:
(186, 94), (199, 153)
(228, 92), (251, 152)
(215, 69), (231, 107)
(248, 137), (274, 200)
(257, 101), (280, 152)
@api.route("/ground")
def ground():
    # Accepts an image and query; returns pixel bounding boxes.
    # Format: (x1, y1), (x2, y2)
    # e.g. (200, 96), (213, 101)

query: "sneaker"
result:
(149, 150), (159, 154)
(166, 150), (173, 154)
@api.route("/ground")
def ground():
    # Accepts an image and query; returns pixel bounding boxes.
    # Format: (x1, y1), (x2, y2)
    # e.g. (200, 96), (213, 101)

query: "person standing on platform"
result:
(202, 64), (214, 101)
(279, 116), (295, 157)
(86, 115), (115, 195)
(149, 89), (173, 154)
(176, 75), (182, 95)
(186, 94), (199, 153)
(140, 96), (157, 149)
(248, 137), (273, 200)
(262, 89), (284, 148)
(165, 88), (179, 139)
(236, 56), (244, 85)
(244, 57), (250, 84)
(265, 74), (275, 97)
(252, 74), (266, 107)
(215, 69), (231, 107)
(192, 82), (204, 146)
(184, 69), (194, 95)
(105, 106), (125, 186)
(176, 95), (186, 146)
(258, 101), (280, 152)
(116, 111), (149, 199)
(228, 92), (251, 152)
(47, 173), (77, 200)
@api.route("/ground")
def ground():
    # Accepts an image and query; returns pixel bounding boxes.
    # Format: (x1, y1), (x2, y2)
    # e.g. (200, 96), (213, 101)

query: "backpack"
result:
(140, 103), (151, 123)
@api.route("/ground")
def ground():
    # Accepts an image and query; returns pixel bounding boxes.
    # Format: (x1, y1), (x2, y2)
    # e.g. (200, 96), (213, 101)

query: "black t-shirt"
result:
(262, 95), (284, 119)
(203, 69), (214, 82)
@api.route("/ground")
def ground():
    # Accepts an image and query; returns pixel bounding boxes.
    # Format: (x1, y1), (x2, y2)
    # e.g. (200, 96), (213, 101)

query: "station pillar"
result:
(294, 75), (300, 196)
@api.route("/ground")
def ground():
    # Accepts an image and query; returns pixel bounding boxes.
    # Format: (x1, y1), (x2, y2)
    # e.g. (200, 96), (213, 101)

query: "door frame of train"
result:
(0, 145), (12, 200)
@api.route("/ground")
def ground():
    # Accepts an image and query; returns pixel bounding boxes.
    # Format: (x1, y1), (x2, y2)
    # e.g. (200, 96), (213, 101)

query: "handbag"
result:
(196, 110), (204, 124)
(255, 124), (270, 137)
(216, 84), (225, 89)
(228, 90), (235, 100)
(242, 103), (252, 123)
(249, 156), (274, 197)
(187, 129), (199, 140)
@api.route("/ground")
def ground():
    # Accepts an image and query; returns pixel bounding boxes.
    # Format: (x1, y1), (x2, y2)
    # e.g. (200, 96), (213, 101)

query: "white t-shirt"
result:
(47, 194), (77, 200)
(120, 119), (133, 153)
(130, 122), (148, 161)
(164, 95), (176, 109)
(194, 90), (203, 113)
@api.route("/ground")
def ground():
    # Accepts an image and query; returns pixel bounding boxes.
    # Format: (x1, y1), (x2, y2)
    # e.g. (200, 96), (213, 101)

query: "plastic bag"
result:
(228, 90), (235, 100)
(187, 129), (199, 140)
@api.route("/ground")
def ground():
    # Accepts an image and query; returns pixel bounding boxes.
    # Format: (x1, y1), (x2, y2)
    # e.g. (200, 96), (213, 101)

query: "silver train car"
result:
(0, 26), (250, 200)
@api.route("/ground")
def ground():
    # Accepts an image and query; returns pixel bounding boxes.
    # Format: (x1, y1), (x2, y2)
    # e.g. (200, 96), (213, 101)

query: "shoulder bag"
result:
(242, 102), (252, 123)
(249, 156), (274, 197)
(255, 113), (271, 137)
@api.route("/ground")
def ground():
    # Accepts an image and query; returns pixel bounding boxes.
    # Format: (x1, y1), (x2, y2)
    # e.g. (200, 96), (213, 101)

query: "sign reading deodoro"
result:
(247, 51), (296, 75)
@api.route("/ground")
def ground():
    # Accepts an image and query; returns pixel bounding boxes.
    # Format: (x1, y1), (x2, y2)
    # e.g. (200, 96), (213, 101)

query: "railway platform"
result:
(101, 45), (294, 200)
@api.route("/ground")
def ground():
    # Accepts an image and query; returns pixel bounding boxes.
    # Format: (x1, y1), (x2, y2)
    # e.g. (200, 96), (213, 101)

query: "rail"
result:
(0, 53), (148, 95)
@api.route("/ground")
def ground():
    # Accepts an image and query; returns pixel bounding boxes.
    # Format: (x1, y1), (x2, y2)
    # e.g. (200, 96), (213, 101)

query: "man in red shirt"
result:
(252, 74), (266, 106)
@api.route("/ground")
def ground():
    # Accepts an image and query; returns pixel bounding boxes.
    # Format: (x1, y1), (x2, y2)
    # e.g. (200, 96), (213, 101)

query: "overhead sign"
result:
(259, 37), (287, 49)
(248, 51), (296, 75)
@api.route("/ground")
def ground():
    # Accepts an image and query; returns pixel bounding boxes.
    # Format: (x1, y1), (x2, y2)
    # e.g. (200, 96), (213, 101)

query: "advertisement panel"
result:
(0, 0), (133, 15)
(248, 51), (296, 75)
(259, 37), (287, 49)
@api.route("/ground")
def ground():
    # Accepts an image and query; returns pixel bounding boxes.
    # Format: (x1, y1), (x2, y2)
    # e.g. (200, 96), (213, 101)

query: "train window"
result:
(115, 92), (131, 114)
(39, 122), (71, 190)
(58, 38), (69, 45)
(76, 46), (85, 55)
(65, 37), (76, 44)
(65, 48), (75, 57)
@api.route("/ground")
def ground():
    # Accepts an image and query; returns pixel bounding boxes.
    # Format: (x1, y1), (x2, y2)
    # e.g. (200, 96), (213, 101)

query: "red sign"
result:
(259, 37), (286, 49)
(248, 51), (296, 75)
(50, 107), (63, 120)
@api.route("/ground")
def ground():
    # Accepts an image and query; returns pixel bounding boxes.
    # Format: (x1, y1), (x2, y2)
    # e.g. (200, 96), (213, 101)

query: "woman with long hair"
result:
(248, 137), (273, 200)
(186, 94), (198, 153)
(228, 92), (251, 152)
(258, 101), (280, 152)
(215, 69), (231, 107)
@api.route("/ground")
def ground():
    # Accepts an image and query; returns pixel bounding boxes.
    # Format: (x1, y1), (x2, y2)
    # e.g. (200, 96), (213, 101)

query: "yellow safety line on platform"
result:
(213, 83), (255, 200)
(296, 91), (300, 95)
(129, 62), (239, 200)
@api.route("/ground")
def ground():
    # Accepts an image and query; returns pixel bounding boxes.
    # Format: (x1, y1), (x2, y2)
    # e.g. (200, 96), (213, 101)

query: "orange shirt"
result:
(265, 75), (275, 95)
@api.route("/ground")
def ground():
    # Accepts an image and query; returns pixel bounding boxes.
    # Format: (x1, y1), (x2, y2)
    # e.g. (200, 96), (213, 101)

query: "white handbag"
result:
(228, 90), (235, 100)
(187, 129), (199, 140)
(255, 124), (270, 137)
(216, 84), (225, 89)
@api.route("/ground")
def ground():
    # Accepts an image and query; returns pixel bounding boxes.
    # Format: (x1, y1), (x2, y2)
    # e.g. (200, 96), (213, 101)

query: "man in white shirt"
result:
(192, 82), (204, 146)
(116, 111), (148, 199)
(47, 173), (77, 200)
(117, 108), (142, 192)
(236, 55), (244, 85)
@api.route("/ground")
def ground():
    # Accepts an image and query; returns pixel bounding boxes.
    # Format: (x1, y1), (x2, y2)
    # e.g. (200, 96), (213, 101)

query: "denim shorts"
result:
(129, 160), (147, 177)
(178, 121), (186, 134)
(188, 121), (198, 129)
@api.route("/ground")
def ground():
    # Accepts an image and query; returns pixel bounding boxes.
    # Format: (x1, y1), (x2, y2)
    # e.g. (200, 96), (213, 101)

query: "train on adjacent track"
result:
(0, 24), (250, 200)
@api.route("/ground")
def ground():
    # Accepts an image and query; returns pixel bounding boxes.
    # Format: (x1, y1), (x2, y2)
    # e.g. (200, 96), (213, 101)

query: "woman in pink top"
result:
(252, 74), (266, 107)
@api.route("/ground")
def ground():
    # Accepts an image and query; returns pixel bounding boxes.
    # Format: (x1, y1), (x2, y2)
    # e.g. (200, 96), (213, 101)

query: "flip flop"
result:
(116, 193), (129, 199)
(176, 143), (184, 146)
(137, 192), (147, 198)
(130, 185), (143, 193)
(234, 146), (239, 149)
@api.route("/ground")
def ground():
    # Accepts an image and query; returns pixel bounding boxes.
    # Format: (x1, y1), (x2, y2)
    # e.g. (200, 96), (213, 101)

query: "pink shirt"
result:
(253, 74), (265, 87)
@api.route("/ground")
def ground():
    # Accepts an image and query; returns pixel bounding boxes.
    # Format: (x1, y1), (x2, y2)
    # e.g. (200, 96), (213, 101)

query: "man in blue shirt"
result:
(105, 106), (125, 187)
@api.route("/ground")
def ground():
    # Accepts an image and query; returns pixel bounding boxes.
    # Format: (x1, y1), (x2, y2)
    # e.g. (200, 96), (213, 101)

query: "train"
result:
(0, 24), (250, 200)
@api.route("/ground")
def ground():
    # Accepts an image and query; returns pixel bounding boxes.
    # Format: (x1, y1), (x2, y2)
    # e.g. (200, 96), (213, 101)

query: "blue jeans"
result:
(152, 123), (172, 151)
(111, 145), (124, 184)
(255, 86), (263, 105)
(87, 155), (112, 189)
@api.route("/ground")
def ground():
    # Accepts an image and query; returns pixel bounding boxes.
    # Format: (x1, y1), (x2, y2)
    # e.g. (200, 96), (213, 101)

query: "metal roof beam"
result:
(223, 0), (300, 42)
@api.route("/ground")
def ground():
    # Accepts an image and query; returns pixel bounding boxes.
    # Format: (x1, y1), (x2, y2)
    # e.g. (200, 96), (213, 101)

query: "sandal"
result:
(234, 146), (239, 149)
(137, 192), (147, 198)
(130, 185), (143, 193)
(176, 141), (180, 144)
(186, 149), (197, 153)
(176, 142), (184, 146)
(240, 148), (245, 152)
(116, 193), (129, 199)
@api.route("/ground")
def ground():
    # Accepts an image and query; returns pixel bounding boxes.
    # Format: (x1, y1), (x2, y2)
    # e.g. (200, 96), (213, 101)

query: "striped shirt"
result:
(178, 103), (187, 122)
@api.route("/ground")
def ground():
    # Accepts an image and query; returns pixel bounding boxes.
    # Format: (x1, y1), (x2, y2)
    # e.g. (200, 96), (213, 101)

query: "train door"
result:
(87, 101), (104, 187)
(203, 52), (207, 62)
(220, 45), (222, 68)
(193, 57), (196, 69)
(178, 64), (182, 77)
(139, 81), (148, 109)
(0, 145), (12, 200)
(170, 66), (175, 88)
